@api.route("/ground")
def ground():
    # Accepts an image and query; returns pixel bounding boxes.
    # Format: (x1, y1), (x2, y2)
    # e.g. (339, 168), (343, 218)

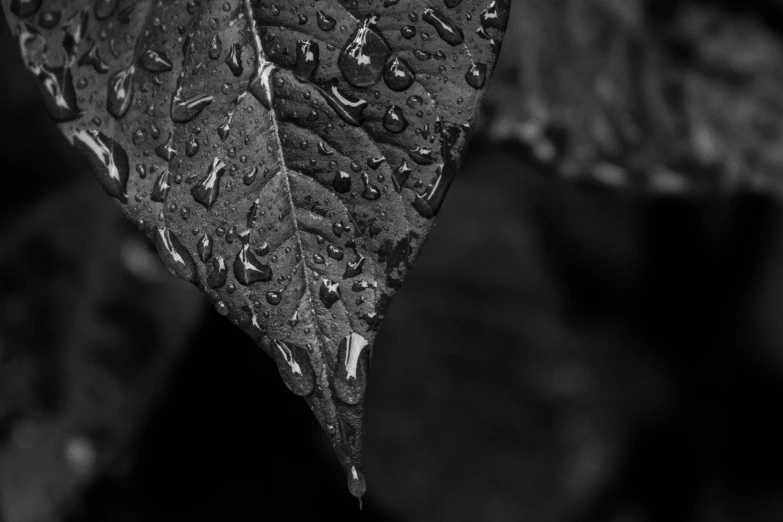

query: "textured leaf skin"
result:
(3, 0), (508, 498)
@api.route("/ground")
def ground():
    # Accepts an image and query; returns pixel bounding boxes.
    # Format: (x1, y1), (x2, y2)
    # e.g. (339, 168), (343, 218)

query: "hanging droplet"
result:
(338, 16), (391, 88)
(191, 158), (226, 209)
(73, 130), (129, 202)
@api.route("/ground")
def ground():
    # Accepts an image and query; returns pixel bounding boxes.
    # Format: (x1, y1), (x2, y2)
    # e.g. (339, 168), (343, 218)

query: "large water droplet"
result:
(383, 56), (415, 92)
(315, 80), (367, 127)
(465, 62), (487, 89)
(270, 340), (315, 397)
(316, 10), (335, 31)
(225, 43), (243, 77)
(171, 83), (214, 122)
(234, 245), (272, 285)
(73, 130), (129, 202)
(248, 59), (276, 110)
(343, 254), (365, 279)
(150, 169), (171, 202)
(333, 171), (351, 194)
(155, 132), (177, 161)
(153, 227), (198, 283)
(338, 16), (391, 88)
(319, 278), (341, 308)
(413, 123), (468, 218)
(294, 39), (319, 82)
(191, 158), (226, 209)
(207, 256), (227, 288)
(422, 8), (464, 46)
(382, 105), (408, 133)
(107, 65), (135, 119)
(198, 233), (213, 262)
(334, 332), (369, 405)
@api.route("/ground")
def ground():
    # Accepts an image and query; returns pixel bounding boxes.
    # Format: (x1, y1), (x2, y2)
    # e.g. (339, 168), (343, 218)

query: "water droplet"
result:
(334, 332), (369, 405)
(315, 80), (367, 127)
(208, 34), (222, 59)
(392, 160), (412, 192)
(422, 8), (464, 46)
(344, 254), (366, 278)
(383, 56), (415, 92)
(243, 166), (258, 185)
(171, 83), (214, 122)
(270, 340), (315, 396)
(338, 16), (391, 88)
(139, 49), (173, 72)
(327, 245), (344, 261)
(151, 169), (171, 202)
(205, 256), (226, 288)
(444, 0), (463, 7)
(316, 10), (335, 31)
(198, 234), (213, 262)
(234, 244), (272, 285)
(38, 10), (60, 29)
(248, 59), (276, 110)
(333, 171), (351, 193)
(294, 40), (319, 82)
(155, 132), (177, 161)
(225, 43), (243, 76)
(383, 105), (408, 133)
(107, 65), (135, 119)
(465, 62), (487, 89)
(73, 130), (129, 202)
(191, 158), (226, 209)
(186, 135), (199, 157)
(319, 278), (341, 308)
(153, 227), (198, 282)
(132, 128), (147, 145)
(266, 290), (282, 305)
(400, 25), (415, 39)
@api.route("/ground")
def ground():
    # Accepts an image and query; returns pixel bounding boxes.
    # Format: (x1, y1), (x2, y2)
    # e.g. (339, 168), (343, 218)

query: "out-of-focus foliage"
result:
(485, 0), (783, 195)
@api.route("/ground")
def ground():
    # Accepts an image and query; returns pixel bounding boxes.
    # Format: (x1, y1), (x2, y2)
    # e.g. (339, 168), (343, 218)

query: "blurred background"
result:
(3, 1), (783, 521)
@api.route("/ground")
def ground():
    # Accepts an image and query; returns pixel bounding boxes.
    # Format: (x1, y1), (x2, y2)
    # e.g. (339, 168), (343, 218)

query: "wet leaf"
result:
(2, 0), (508, 499)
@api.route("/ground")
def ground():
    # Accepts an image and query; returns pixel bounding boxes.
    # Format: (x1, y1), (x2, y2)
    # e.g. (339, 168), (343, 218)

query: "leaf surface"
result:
(2, 0), (508, 498)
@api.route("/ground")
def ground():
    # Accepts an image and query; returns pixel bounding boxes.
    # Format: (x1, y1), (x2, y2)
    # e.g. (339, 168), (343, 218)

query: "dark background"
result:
(3, 2), (783, 521)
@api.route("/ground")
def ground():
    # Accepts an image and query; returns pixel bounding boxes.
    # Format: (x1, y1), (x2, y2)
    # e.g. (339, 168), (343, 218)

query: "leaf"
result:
(3, 0), (508, 499)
